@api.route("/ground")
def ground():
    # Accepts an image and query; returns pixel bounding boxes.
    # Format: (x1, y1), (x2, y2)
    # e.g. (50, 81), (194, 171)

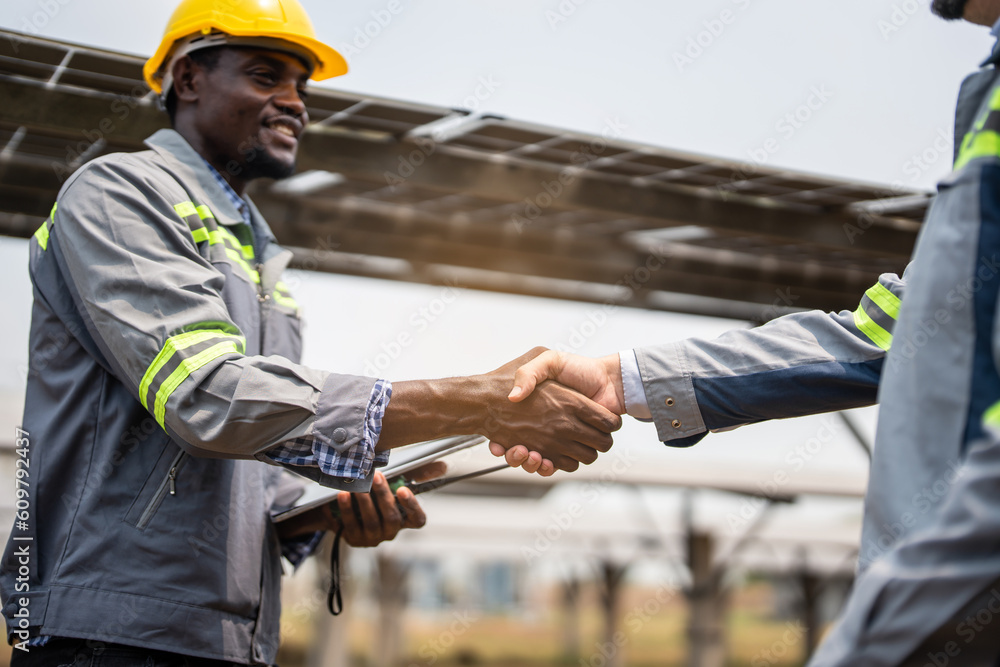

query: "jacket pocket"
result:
(123, 447), (188, 529)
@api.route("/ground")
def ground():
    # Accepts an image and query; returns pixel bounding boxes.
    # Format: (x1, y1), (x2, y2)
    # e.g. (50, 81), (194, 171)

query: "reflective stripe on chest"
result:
(173, 201), (260, 284)
(956, 87), (1000, 171)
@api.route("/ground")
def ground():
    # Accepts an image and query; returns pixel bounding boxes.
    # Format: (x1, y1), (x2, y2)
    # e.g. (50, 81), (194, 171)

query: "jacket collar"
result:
(982, 39), (1000, 68)
(144, 129), (251, 228)
(144, 129), (281, 258)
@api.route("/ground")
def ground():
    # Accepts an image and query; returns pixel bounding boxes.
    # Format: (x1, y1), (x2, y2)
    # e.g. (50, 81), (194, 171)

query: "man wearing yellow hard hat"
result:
(0, 0), (621, 664)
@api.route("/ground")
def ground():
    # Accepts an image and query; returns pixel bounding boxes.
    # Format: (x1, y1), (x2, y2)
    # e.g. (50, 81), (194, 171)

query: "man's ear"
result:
(171, 55), (200, 105)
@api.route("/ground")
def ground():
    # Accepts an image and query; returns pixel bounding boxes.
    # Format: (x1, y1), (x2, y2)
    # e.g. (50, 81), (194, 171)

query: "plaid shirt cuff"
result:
(281, 530), (325, 569)
(264, 380), (392, 481)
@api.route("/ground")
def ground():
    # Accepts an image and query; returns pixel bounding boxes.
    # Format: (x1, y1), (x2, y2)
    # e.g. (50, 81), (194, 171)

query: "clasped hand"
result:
(484, 348), (625, 476)
(487, 349), (625, 476)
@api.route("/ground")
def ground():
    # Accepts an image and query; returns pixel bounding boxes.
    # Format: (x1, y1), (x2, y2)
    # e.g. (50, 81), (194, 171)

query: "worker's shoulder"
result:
(58, 147), (175, 194)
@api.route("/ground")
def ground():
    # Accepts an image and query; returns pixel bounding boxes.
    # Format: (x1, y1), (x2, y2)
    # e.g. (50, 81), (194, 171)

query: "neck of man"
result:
(173, 122), (249, 196)
(965, 0), (1000, 26)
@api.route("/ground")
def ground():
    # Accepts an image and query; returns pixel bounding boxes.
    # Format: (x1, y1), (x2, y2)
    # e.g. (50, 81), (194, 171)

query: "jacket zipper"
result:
(256, 262), (269, 349)
(136, 450), (187, 530)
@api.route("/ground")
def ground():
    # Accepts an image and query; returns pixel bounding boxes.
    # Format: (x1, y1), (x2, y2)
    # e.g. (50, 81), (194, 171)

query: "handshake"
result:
(313, 347), (626, 549)
(378, 347), (628, 476)
(459, 347), (628, 476)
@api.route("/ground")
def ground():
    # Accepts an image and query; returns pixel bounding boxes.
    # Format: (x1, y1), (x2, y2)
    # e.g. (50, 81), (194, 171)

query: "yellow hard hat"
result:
(144, 0), (348, 94)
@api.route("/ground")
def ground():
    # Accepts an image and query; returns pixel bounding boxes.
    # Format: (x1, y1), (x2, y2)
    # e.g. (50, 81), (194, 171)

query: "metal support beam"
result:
(0, 75), (918, 259)
(561, 577), (582, 663)
(0, 73), (916, 317)
(374, 554), (409, 667)
(259, 192), (885, 296)
(257, 198), (880, 313)
(0, 75), (163, 152)
(685, 532), (727, 667)
(598, 561), (629, 667)
(838, 412), (873, 463)
(297, 133), (918, 257)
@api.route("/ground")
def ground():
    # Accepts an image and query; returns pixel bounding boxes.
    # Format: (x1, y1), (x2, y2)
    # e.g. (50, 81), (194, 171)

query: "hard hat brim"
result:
(144, 30), (347, 94)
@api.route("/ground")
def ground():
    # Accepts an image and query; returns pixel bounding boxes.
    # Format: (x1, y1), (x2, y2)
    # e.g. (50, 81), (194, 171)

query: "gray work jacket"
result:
(635, 47), (1000, 665)
(0, 130), (376, 665)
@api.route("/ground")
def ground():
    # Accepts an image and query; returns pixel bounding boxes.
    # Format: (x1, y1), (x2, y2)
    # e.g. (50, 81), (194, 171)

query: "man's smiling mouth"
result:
(264, 117), (301, 139)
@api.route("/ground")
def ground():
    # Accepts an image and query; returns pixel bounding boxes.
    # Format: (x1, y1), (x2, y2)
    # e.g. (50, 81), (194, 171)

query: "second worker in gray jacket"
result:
(496, 1), (1000, 664)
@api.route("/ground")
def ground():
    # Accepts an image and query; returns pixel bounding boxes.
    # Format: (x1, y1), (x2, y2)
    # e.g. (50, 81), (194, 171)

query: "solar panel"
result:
(0, 28), (927, 318)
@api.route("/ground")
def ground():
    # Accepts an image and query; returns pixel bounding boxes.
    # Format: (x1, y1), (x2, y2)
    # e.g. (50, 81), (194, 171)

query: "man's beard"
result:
(241, 149), (296, 182)
(931, 0), (970, 19)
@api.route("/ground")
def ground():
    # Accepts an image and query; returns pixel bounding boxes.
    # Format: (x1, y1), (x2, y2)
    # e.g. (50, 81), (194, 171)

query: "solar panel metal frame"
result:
(0, 28), (930, 318)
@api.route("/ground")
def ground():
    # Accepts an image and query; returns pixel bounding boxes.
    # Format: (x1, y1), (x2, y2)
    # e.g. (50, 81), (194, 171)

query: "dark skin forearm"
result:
(377, 375), (485, 448)
(278, 350), (622, 547)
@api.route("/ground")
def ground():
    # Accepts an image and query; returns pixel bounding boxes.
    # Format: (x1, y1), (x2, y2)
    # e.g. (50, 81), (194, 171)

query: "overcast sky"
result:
(0, 0), (992, 480)
(3, 0), (992, 187)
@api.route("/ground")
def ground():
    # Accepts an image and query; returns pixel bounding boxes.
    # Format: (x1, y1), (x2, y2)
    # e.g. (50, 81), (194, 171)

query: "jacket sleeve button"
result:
(332, 427), (348, 443)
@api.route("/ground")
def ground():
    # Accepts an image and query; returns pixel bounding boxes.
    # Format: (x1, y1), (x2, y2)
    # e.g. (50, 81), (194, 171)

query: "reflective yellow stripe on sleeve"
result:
(853, 306), (893, 351)
(851, 279), (901, 351)
(140, 329), (246, 429)
(153, 340), (243, 428)
(865, 283), (902, 320)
